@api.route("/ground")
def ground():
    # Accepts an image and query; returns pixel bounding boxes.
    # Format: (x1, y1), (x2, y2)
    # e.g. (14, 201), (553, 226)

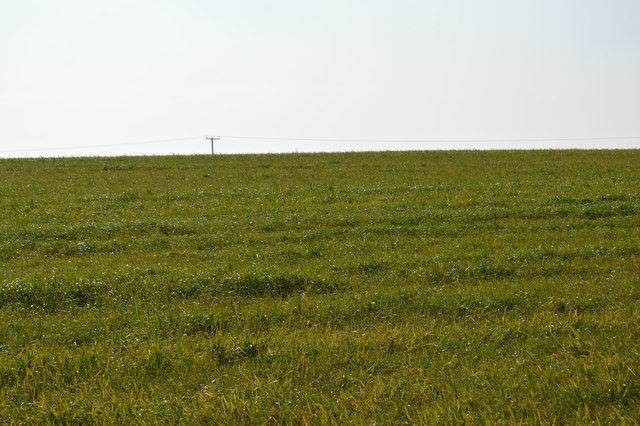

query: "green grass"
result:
(0, 150), (639, 423)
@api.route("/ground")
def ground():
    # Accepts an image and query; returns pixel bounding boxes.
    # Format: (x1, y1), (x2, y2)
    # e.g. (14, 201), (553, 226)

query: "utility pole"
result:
(206, 136), (220, 155)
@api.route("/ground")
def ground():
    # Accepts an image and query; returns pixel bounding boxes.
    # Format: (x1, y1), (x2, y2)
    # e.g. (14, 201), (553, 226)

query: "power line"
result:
(1, 134), (639, 154)
(0, 136), (202, 153)
(220, 135), (640, 143)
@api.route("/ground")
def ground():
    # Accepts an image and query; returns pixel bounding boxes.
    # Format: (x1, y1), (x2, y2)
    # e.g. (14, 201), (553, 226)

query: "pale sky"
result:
(1, 0), (639, 157)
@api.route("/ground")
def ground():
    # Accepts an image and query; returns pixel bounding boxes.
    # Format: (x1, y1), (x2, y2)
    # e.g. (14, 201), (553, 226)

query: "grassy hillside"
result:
(1, 150), (639, 423)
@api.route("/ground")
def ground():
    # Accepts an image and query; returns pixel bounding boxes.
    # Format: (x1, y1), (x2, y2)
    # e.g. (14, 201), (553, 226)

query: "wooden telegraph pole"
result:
(206, 136), (220, 155)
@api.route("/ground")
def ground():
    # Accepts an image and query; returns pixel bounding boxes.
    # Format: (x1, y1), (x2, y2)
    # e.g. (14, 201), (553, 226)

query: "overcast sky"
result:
(1, 0), (639, 157)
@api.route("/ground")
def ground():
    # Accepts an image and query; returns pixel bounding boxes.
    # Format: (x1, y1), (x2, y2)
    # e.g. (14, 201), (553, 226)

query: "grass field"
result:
(0, 150), (639, 423)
